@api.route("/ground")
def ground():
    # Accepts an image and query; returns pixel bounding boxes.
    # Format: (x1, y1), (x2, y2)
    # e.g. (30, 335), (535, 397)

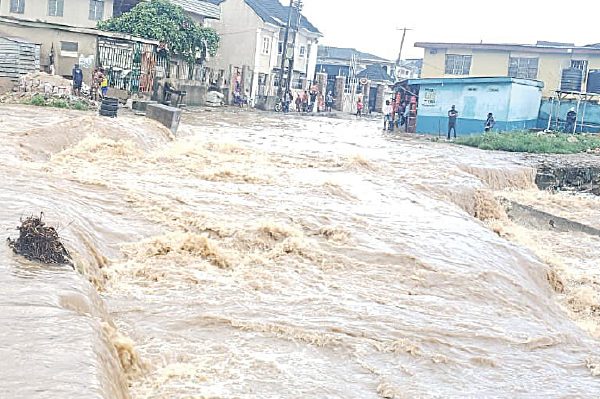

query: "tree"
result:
(98, 0), (219, 63)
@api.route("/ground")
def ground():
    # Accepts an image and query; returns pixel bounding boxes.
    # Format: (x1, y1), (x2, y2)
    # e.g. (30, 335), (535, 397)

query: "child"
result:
(356, 99), (364, 117)
(100, 74), (108, 98)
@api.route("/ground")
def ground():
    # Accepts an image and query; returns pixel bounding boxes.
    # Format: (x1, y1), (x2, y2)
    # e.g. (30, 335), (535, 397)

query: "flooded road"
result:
(1, 105), (599, 398)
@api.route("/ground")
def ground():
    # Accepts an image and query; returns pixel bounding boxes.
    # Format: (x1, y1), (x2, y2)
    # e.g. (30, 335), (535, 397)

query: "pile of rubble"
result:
(0, 71), (99, 109)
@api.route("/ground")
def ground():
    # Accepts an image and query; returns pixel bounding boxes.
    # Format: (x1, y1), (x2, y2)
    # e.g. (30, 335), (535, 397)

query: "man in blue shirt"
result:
(72, 64), (83, 96)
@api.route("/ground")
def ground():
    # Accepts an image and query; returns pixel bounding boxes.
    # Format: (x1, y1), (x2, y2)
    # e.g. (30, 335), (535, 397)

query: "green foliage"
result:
(48, 99), (69, 109)
(29, 94), (46, 106)
(455, 131), (600, 154)
(27, 94), (90, 111)
(71, 101), (89, 111)
(97, 0), (220, 62)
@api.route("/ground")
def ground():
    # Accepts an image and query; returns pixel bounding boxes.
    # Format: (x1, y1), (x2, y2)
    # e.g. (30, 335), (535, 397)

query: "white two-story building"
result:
(207, 0), (321, 101)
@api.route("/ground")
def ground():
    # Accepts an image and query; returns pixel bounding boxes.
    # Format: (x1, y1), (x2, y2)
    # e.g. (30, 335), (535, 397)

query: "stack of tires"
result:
(99, 97), (118, 118)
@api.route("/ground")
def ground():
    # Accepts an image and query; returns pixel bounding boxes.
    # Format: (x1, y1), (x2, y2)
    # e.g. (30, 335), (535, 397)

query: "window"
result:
(48, 0), (64, 16)
(60, 41), (78, 57)
(299, 46), (306, 58)
(278, 41), (283, 55)
(89, 0), (104, 21)
(10, 0), (25, 13)
(261, 37), (271, 55)
(571, 60), (588, 71)
(508, 57), (538, 79)
(445, 54), (472, 75)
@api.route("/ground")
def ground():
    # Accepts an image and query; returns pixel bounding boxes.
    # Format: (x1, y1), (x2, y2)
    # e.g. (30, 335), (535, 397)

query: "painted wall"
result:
(207, 0), (261, 73)
(420, 46), (600, 97)
(507, 82), (543, 120)
(0, 0), (113, 28)
(471, 50), (509, 76)
(415, 81), (541, 135)
(0, 22), (97, 80)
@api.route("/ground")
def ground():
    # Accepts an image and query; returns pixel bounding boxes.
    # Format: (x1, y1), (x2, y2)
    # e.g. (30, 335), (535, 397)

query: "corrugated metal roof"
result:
(356, 64), (394, 83)
(170, 0), (221, 19)
(0, 35), (38, 45)
(317, 46), (391, 63)
(0, 16), (159, 45)
(244, 0), (320, 34)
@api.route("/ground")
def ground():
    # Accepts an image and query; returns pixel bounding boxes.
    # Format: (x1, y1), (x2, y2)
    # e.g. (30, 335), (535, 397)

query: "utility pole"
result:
(286, 0), (303, 94)
(396, 27), (413, 67)
(277, 0), (294, 97)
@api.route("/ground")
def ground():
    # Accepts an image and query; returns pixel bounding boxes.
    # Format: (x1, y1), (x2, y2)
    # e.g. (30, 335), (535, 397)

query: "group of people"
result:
(71, 63), (108, 100)
(381, 98), (410, 131)
(446, 105), (496, 139)
(282, 85), (334, 113)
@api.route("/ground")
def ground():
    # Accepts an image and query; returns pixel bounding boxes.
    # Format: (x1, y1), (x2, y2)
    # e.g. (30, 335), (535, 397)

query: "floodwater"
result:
(1, 104), (599, 398)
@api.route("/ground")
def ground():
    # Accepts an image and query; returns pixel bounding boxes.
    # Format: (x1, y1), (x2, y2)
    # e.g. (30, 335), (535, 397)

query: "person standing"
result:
(72, 64), (83, 96)
(356, 98), (364, 117)
(565, 107), (577, 133)
(295, 93), (302, 113)
(301, 90), (309, 112)
(100, 69), (108, 99)
(484, 112), (495, 132)
(326, 91), (334, 112)
(283, 89), (293, 113)
(448, 105), (459, 139)
(309, 85), (318, 112)
(382, 100), (393, 131)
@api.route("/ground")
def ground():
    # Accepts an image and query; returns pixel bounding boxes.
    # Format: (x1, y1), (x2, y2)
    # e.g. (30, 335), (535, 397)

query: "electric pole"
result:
(277, 0), (294, 97)
(286, 0), (303, 94)
(396, 27), (413, 66)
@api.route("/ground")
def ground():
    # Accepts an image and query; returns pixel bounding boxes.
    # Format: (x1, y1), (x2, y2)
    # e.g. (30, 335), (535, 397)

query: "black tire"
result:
(102, 97), (119, 105)
(99, 110), (117, 117)
(274, 103), (282, 112)
(100, 104), (118, 112)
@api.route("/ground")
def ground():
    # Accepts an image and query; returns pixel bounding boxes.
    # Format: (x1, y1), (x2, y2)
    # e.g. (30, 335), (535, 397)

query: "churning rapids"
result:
(1, 104), (600, 398)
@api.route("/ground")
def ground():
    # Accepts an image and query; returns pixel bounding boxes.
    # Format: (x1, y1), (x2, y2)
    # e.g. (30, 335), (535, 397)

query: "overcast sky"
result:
(298, 0), (600, 61)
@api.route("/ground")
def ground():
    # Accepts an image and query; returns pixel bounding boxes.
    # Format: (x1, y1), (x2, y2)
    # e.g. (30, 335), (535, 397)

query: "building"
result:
(316, 46), (395, 78)
(0, 0), (113, 28)
(207, 0), (321, 102)
(415, 41), (600, 97)
(0, 16), (158, 94)
(316, 46), (394, 92)
(396, 58), (422, 80)
(408, 77), (543, 135)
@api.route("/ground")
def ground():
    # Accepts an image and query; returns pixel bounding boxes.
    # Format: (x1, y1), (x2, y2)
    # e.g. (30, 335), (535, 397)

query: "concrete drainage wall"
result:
(535, 162), (600, 195)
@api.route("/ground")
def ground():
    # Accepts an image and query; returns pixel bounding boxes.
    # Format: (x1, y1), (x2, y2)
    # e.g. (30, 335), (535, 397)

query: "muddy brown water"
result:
(1, 105), (599, 398)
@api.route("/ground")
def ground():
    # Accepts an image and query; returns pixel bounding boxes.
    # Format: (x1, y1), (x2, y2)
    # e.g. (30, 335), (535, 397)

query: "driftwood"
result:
(7, 214), (72, 265)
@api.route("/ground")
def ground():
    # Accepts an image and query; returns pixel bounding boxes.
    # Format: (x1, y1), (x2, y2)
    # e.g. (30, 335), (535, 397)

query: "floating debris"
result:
(7, 214), (72, 265)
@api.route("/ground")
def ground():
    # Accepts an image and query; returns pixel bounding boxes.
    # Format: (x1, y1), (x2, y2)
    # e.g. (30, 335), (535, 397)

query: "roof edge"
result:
(408, 76), (545, 88)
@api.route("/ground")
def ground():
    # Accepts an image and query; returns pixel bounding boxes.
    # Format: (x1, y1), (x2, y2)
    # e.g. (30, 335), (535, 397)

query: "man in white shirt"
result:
(382, 100), (393, 131)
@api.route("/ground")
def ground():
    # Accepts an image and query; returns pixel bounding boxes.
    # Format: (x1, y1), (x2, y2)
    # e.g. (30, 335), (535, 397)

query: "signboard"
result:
(422, 88), (436, 106)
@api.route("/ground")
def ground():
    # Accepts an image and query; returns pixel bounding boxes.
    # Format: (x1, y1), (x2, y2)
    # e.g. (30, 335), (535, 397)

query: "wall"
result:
(415, 81), (540, 135)
(0, 22), (97, 80)
(471, 50), (509, 76)
(507, 82), (543, 121)
(207, 0), (260, 73)
(0, 0), (113, 28)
